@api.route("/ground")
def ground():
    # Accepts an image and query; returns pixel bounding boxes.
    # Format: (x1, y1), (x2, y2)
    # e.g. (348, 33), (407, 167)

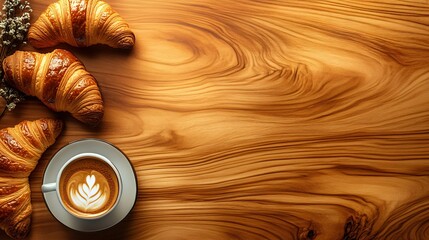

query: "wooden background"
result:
(1, 0), (429, 239)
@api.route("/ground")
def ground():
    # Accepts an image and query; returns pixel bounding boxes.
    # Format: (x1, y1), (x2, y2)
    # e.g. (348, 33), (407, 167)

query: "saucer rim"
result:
(41, 138), (138, 232)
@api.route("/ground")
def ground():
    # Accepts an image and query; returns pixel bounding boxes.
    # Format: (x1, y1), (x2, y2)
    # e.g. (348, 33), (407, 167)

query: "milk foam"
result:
(66, 170), (110, 213)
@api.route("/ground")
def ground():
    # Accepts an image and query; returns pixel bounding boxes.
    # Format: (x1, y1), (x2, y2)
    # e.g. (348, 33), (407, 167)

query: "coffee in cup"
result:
(59, 157), (119, 218)
(42, 153), (122, 219)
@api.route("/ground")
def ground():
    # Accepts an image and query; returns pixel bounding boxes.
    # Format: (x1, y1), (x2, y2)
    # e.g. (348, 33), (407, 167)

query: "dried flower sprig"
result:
(0, 0), (32, 111)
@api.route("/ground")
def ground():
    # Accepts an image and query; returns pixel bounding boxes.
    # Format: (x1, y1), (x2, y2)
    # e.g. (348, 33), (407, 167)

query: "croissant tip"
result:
(27, 37), (39, 48)
(74, 108), (104, 127)
(115, 31), (135, 49)
(28, 38), (48, 49)
(37, 118), (64, 138)
(118, 40), (135, 49)
(27, 30), (48, 49)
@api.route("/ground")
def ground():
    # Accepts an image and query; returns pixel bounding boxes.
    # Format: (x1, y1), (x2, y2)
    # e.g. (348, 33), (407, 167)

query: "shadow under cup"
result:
(42, 153), (122, 220)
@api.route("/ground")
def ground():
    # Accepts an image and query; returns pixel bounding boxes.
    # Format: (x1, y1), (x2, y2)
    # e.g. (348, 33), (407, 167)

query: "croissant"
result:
(28, 0), (135, 49)
(0, 118), (63, 239)
(3, 49), (104, 126)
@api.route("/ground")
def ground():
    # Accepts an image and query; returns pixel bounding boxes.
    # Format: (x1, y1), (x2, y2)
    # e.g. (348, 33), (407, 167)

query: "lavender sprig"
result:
(0, 0), (32, 111)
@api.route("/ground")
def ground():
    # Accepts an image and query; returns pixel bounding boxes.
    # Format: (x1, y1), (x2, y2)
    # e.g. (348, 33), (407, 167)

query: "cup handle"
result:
(41, 183), (57, 193)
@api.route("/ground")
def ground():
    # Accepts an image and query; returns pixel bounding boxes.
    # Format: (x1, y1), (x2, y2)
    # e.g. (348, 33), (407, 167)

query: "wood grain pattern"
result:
(1, 0), (429, 239)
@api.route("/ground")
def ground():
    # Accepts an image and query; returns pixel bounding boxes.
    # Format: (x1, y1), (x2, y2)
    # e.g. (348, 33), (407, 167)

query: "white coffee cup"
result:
(42, 153), (122, 220)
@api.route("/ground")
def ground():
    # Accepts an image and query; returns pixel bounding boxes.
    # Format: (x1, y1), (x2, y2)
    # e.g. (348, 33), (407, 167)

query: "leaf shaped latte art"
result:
(69, 173), (108, 212)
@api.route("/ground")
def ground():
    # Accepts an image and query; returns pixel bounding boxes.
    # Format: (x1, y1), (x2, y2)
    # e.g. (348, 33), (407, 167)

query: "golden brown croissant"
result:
(3, 49), (104, 126)
(28, 0), (135, 49)
(0, 118), (63, 239)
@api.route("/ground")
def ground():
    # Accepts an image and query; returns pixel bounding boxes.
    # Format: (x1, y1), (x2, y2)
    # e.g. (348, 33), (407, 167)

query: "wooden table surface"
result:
(1, 0), (429, 239)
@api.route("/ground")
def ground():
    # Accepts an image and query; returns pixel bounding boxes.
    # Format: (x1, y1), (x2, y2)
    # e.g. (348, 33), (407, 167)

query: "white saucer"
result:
(42, 139), (138, 232)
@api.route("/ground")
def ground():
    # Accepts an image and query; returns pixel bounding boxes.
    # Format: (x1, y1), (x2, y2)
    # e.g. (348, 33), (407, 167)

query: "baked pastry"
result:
(3, 49), (104, 126)
(0, 118), (63, 239)
(28, 0), (135, 49)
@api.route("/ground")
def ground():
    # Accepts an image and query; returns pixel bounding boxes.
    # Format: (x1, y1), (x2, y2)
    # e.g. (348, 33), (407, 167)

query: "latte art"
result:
(68, 172), (108, 213)
(59, 157), (119, 218)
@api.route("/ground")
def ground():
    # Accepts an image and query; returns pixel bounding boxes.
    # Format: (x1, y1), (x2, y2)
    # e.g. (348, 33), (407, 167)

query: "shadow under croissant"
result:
(71, 44), (135, 59)
(0, 98), (56, 127)
(0, 100), (103, 135)
(22, 42), (135, 60)
(56, 113), (105, 133)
